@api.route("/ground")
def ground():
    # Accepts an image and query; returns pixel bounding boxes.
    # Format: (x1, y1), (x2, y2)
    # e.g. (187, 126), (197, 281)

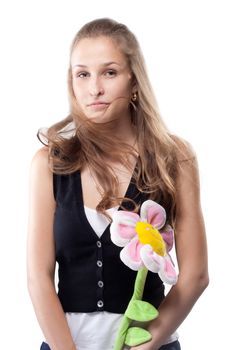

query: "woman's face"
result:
(70, 36), (135, 122)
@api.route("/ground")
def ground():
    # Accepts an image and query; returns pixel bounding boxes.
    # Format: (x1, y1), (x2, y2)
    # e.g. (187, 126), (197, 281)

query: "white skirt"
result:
(65, 311), (178, 350)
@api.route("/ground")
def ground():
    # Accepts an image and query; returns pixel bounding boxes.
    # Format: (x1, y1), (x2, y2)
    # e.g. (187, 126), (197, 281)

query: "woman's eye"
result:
(105, 70), (117, 77)
(76, 72), (89, 78)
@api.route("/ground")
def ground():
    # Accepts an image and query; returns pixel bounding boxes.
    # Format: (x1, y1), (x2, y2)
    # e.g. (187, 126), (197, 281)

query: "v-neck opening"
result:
(77, 165), (138, 241)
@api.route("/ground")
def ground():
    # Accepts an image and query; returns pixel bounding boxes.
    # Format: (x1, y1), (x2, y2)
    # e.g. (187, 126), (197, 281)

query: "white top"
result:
(61, 206), (178, 349)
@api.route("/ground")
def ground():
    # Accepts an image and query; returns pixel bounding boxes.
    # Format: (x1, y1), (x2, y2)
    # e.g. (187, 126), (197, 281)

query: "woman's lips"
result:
(87, 102), (110, 110)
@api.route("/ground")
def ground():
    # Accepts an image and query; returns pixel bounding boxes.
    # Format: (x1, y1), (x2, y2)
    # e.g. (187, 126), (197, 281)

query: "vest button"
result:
(97, 260), (103, 267)
(96, 241), (102, 248)
(98, 280), (104, 288)
(97, 300), (104, 308)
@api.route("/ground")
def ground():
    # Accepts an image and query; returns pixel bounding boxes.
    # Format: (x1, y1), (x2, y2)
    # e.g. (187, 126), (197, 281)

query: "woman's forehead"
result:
(71, 36), (127, 68)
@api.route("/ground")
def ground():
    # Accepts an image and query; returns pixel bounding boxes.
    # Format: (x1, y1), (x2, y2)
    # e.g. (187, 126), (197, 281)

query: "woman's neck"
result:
(110, 114), (137, 147)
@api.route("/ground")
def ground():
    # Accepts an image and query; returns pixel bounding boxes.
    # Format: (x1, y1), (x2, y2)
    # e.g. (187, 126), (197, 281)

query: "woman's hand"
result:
(130, 341), (158, 350)
(130, 341), (159, 350)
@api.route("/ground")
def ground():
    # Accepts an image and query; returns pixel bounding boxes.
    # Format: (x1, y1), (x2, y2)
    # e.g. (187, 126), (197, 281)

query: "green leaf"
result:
(125, 300), (159, 322)
(125, 327), (152, 347)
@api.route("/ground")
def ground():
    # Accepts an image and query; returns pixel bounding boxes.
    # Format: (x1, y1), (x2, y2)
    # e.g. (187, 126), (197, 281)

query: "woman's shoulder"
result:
(30, 146), (52, 178)
(171, 135), (200, 193)
(31, 146), (49, 162)
(170, 134), (196, 162)
(29, 147), (55, 205)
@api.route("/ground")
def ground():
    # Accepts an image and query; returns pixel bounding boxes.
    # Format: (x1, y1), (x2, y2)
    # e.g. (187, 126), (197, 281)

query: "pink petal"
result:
(160, 225), (174, 252)
(112, 210), (139, 222)
(159, 255), (178, 285)
(110, 211), (139, 247)
(127, 238), (143, 261)
(118, 224), (137, 239)
(140, 245), (163, 273)
(140, 200), (166, 229)
(120, 238), (144, 271)
(110, 224), (129, 247)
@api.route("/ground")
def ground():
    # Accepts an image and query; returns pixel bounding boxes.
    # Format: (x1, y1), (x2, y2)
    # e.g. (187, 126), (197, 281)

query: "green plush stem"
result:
(113, 268), (149, 350)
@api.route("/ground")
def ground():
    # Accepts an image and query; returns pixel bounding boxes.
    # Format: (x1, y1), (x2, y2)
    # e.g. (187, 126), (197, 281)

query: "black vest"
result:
(53, 171), (165, 313)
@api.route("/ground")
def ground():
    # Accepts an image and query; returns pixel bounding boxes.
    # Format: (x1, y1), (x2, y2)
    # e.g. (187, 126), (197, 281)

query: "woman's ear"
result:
(132, 86), (137, 94)
(131, 80), (138, 94)
(130, 74), (138, 93)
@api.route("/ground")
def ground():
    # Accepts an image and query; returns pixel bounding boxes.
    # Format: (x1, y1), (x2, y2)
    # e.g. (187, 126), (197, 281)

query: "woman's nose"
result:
(89, 78), (104, 97)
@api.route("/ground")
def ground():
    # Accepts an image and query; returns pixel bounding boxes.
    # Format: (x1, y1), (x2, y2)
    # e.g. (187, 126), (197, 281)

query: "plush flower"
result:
(110, 200), (178, 350)
(110, 200), (177, 285)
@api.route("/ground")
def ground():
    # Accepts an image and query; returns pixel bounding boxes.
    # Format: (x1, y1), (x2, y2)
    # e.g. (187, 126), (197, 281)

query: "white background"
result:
(0, 0), (232, 349)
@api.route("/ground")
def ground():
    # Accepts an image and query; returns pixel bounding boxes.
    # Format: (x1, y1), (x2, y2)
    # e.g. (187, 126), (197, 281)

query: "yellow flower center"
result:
(136, 222), (166, 256)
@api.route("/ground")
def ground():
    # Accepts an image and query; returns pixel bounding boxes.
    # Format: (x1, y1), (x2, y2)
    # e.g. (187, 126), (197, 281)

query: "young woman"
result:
(27, 18), (209, 350)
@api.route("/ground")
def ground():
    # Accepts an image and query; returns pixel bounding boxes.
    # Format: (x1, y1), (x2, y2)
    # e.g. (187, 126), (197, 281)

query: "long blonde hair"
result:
(38, 18), (182, 226)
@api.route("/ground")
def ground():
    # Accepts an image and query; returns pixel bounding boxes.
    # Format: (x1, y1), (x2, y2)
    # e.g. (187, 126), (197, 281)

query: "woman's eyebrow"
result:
(72, 61), (121, 68)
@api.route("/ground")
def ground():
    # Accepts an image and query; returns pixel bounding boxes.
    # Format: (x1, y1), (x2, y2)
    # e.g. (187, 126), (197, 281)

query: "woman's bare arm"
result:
(27, 147), (76, 350)
(131, 142), (209, 350)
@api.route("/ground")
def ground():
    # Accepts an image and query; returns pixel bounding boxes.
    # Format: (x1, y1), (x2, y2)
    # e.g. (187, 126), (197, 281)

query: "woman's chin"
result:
(85, 111), (116, 123)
